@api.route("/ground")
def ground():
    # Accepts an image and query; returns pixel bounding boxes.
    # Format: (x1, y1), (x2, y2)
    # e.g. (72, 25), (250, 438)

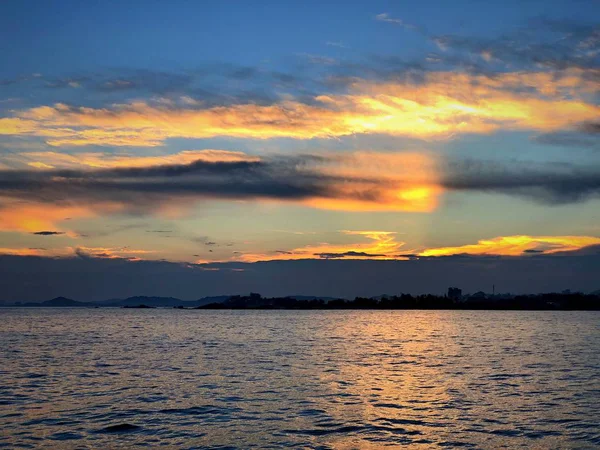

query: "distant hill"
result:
(20, 297), (89, 307)
(104, 295), (233, 307)
(11, 295), (234, 307)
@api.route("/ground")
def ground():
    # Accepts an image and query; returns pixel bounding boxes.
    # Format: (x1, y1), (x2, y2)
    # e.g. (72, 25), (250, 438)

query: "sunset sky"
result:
(0, 0), (599, 298)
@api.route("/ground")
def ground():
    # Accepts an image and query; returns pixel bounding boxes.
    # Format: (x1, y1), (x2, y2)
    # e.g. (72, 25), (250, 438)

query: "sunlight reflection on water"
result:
(1, 309), (599, 448)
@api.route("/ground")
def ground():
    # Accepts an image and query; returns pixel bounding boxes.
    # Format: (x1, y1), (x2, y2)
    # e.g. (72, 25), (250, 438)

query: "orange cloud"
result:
(1, 70), (597, 147)
(231, 230), (405, 263)
(0, 247), (61, 257)
(75, 246), (156, 259)
(0, 245), (156, 260)
(221, 233), (600, 264)
(419, 235), (600, 257)
(1, 149), (259, 170)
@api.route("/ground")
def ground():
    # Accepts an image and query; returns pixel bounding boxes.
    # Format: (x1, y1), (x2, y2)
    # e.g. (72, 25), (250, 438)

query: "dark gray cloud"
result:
(32, 231), (65, 236)
(0, 74), (38, 87)
(1, 67), (294, 109)
(433, 36), (592, 71)
(44, 76), (91, 89)
(531, 17), (600, 44)
(443, 159), (600, 204)
(1, 250), (599, 302)
(319, 16), (600, 84)
(580, 122), (600, 134)
(35, 70), (195, 95)
(94, 70), (194, 95)
(1, 155), (600, 212)
(0, 155), (361, 214)
(432, 18), (600, 71)
(533, 131), (600, 149)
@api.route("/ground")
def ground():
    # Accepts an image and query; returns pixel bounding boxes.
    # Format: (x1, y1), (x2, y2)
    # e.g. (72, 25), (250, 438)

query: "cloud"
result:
(443, 159), (600, 204)
(0, 247), (56, 256)
(32, 231), (65, 236)
(433, 18), (600, 70)
(580, 121), (600, 134)
(1, 66), (316, 108)
(533, 131), (600, 149)
(0, 243), (155, 260)
(1, 70), (597, 147)
(73, 246), (156, 260)
(94, 70), (193, 94)
(235, 230), (404, 262)
(326, 41), (347, 48)
(0, 150), (442, 233)
(1, 19), (595, 113)
(44, 77), (88, 89)
(2, 149), (600, 233)
(4, 231), (600, 266)
(420, 235), (600, 257)
(375, 13), (416, 30)
(1, 149), (259, 171)
(206, 231), (600, 263)
(40, 70), (194, 94)
(315, 250), (386, 259)
(297, 53), (338, 66)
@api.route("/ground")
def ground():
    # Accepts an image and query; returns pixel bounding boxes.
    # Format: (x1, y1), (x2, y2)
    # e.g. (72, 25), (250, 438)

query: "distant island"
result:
(6, 295), (231, 308)
(3, 289), (600, 310)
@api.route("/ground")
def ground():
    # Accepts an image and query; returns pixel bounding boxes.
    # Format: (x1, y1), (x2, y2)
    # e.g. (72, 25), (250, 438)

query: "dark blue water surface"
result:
(1, 309), (599, 448)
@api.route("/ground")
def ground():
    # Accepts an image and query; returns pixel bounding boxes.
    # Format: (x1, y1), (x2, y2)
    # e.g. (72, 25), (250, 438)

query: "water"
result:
(1, 309), (599, 449)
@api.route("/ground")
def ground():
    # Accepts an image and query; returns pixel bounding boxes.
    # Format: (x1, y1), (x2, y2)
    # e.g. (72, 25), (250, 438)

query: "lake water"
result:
(1, 309), (599, 448)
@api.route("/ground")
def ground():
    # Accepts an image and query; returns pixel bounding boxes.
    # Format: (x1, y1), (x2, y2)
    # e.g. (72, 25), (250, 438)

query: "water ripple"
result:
(1, 309), (599, 448)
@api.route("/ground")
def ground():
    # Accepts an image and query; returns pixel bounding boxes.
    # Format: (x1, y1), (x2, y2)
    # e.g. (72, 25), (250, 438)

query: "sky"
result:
(0, 0), (599, 299)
